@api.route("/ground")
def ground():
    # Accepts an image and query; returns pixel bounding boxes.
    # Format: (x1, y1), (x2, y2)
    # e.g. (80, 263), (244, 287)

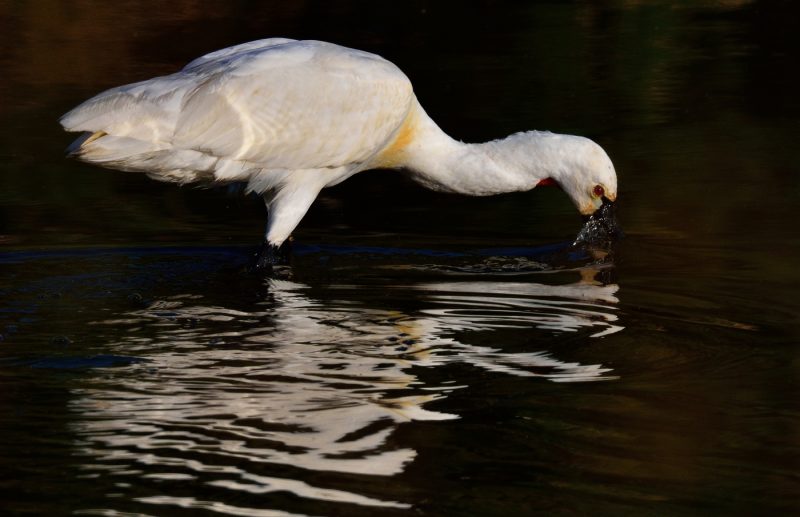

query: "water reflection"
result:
(72, 268), (621, 512)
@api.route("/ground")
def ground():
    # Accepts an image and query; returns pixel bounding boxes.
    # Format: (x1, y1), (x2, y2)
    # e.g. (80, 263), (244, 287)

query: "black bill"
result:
(573, 197), (623, 249)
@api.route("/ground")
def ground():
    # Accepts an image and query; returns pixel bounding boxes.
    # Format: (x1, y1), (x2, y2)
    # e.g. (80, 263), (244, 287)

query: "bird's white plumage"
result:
(62, 38), (618, 247)
(62, 39), (413, 178)
(181, 38), (297, 70)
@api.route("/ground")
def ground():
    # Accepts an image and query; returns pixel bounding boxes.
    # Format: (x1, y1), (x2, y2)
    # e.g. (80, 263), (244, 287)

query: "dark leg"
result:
(254, 238), (292, 272)
(255, 194), (296, 275)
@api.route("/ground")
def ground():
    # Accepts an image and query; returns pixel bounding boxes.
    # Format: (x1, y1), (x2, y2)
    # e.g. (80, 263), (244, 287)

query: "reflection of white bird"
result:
(72, 269), (620, 513)
(61, 38), (618, 266)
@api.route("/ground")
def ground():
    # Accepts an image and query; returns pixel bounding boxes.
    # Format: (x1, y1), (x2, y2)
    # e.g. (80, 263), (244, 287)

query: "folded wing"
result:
(61, 39), (415, 184)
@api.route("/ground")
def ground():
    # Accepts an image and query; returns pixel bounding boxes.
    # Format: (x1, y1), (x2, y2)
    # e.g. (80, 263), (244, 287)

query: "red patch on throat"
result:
(537, 177), (557, 187)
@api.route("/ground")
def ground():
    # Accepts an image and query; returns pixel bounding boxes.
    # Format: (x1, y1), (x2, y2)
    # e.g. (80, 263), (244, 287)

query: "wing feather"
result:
(61, 40), (414, 175)
(182, 38), (297, 71)
(174, 41), (414, 169)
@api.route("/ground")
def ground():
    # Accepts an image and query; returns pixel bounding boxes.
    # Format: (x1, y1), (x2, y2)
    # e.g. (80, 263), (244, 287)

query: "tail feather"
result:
(66, 131), (106, 156)
(67, 131), (216, 184)
(64, 129), (331, 198)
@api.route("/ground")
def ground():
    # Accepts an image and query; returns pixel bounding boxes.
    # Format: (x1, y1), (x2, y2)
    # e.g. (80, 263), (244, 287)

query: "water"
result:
(1, 1), (799, 515)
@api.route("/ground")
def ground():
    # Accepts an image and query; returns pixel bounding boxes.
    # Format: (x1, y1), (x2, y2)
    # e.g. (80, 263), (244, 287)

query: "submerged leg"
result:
(255, 237), (292, 270)
(253, 177), (325, 272)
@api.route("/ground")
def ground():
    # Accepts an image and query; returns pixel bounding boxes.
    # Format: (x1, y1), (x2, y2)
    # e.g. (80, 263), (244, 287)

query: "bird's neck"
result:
(389, 100), (567, 196)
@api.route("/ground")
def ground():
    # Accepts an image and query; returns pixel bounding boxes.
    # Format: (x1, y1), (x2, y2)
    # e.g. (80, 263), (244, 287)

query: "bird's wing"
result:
(172, 41), (415, 170)
(58, 40), (297, 136)
(181, 38), (297, 71)
(60, 74), (194, 141)
(61, 40), (414, 173)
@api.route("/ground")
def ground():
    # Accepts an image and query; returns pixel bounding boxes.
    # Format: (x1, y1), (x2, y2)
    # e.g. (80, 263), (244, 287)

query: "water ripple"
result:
(70, 266), (622, 513)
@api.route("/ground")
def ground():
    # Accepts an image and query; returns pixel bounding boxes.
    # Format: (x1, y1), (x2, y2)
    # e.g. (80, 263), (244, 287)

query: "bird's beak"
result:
(575, 195), (623, 247)
(582, 196), (614, 223)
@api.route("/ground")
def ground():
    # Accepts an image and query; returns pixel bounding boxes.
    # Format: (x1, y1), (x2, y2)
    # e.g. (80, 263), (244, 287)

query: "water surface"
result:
(1, 1), (798, 515)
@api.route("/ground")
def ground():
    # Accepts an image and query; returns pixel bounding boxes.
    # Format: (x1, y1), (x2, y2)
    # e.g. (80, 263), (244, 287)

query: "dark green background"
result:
(1, 1), (798, 515)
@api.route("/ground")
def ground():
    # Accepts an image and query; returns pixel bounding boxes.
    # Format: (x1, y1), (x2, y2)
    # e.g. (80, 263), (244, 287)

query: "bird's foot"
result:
(253, 240), (292, 277)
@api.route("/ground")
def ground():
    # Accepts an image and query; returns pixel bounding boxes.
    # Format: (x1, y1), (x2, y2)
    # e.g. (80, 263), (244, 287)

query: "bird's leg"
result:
(254, 194), (290, 272)
(255, 236), (292, 270)
(253, 192), (282, 272)
(253, 177), (325, 273)
(253, 189), (302, 274)
(254, 207), (292, 272)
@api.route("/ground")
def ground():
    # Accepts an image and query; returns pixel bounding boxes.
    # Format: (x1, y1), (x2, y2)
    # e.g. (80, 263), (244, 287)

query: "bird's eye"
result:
(592, 184), (605, 198)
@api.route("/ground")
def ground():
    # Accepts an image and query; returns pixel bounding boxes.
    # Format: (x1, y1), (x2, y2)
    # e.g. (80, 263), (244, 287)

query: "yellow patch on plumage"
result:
(66, 130), (107, 156)
(579, 201), (598, 215)
(373, 107), (418, 168)
(84, 130), (107, 145)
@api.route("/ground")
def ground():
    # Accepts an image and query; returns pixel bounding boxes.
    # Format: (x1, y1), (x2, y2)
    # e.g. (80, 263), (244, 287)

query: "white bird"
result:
(61, 38), (618, 268)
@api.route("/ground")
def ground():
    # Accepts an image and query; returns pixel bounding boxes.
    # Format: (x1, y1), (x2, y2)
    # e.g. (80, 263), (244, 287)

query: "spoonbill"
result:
(61, 38), (618, 269)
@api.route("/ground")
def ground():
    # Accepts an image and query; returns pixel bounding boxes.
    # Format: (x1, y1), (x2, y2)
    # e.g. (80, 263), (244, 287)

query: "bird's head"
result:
(550, 137), (618, 217)
(536, 136), (622, 247)
(539, 135), (617, 217)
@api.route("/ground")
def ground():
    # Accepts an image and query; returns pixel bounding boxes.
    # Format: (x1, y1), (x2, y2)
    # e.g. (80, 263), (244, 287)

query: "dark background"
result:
(2, 0), (798, 250)
(1, 1), (799, 515)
